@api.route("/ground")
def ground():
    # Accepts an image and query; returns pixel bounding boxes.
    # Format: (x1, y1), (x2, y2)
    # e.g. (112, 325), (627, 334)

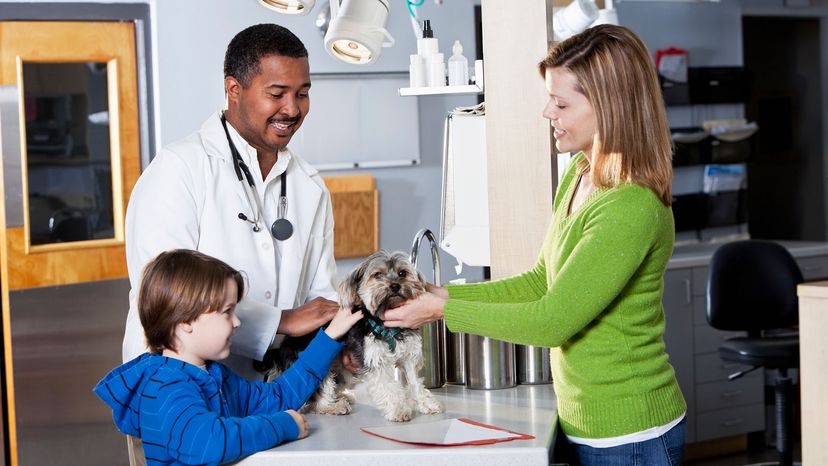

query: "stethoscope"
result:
(220, 113), (294, 241)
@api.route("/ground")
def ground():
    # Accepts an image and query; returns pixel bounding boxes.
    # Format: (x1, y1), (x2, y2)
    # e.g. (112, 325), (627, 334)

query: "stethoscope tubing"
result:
(219, 113), (293, 240)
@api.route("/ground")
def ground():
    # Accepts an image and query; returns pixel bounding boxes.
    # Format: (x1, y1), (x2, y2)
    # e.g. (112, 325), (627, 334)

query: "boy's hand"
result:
(286, 409), (308, 439)
(324, 306), (364, 340)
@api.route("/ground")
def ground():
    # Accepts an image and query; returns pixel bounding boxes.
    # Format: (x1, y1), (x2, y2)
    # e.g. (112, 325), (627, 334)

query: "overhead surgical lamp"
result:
(552, 0), (599, 42)
(258, 0), (316, 15)
(324, 0), (395, 65)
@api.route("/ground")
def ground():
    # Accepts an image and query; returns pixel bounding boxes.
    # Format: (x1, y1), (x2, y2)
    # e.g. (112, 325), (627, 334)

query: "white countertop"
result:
(233, 383), (557, 466)
(668, 240), (828, 269)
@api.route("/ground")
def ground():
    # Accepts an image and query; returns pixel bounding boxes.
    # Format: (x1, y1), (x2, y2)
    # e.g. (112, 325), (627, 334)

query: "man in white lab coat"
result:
(122, 24), (339, 379)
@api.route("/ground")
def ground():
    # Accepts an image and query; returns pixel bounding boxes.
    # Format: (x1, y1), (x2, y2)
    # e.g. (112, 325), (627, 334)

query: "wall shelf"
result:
(398, 84), (483, 96)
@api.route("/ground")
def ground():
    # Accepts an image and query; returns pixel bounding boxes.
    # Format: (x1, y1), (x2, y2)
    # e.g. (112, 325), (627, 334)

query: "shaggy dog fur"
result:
(256, 250), (443, 422)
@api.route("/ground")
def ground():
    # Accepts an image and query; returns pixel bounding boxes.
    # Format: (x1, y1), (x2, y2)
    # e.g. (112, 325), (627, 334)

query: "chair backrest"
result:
(707, 240), (803, 332)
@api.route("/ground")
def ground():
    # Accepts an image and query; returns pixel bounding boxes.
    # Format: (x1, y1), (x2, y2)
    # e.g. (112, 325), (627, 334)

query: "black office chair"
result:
(707, 240), (802, 466)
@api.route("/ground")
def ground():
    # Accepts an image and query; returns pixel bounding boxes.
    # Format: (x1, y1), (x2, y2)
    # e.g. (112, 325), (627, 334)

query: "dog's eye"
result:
(398, 270), (408, 278)
(373, 271), (384, 279)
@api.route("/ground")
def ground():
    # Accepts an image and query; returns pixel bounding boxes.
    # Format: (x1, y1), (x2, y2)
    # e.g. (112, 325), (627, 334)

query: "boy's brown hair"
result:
(139, 249), (245, 354)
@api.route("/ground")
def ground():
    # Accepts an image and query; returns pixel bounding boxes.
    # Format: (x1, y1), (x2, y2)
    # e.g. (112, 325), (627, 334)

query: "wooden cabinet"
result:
(662, 246), (828, 445)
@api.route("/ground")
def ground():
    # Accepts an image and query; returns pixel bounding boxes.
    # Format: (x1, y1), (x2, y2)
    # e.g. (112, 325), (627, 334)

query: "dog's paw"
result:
(417, 394), (443, 414)
(340, 389), (356, 405)
(315, 397), (353, 416)
(384, 405), (413, 422)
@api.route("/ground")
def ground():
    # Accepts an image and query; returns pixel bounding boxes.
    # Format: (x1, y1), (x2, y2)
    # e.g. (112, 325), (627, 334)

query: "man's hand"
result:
(277, 297), (339, 337)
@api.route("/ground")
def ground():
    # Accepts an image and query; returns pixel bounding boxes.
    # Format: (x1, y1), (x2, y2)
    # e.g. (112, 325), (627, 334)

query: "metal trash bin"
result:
(517, 344), (552, 385)
(465, 334), (516, 390)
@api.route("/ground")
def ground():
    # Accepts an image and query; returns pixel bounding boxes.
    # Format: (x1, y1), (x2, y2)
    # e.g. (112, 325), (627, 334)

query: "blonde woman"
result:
(384, 25), (686, 465)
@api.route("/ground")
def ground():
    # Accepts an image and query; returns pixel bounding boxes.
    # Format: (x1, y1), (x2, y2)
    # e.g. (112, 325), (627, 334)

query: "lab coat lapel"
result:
(277, 157), (322, 310)
(200, 113), (258, 219)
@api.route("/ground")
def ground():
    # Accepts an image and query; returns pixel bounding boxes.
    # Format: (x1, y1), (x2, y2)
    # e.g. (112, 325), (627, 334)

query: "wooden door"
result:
(0, 21), (140, 465)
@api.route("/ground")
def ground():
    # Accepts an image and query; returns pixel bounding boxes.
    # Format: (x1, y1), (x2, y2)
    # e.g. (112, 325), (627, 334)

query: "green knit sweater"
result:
(444, 152), (686, 439)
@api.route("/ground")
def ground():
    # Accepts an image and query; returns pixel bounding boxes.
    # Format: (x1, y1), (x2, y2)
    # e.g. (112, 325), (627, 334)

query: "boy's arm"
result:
(140, 372), (300, 464)
(241, 329), (343, 416)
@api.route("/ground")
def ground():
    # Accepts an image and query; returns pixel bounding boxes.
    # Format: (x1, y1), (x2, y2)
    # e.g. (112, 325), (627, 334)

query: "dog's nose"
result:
(390, 283), (401, 292)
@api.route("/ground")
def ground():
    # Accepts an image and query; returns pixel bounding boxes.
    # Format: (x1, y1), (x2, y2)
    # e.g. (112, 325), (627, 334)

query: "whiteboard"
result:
(287, 73), (420, 170)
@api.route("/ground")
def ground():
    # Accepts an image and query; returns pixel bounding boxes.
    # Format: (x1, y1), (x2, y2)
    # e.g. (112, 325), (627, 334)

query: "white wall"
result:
(152, 0), (484, 282)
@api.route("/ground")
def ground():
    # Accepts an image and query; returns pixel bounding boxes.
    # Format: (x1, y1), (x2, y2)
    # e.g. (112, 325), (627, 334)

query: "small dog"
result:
(257, 250), (443, 422)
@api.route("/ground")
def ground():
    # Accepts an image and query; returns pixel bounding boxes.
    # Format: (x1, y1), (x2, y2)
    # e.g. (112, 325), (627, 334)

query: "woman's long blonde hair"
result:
(540, 25), (673, 206)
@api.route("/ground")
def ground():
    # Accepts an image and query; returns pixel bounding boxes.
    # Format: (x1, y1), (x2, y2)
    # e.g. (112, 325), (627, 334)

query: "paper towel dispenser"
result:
(440, 110), (489, 267)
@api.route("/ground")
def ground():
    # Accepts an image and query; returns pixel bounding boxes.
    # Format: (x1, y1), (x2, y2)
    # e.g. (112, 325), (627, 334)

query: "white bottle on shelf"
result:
(429, 53), (446, 87)
(417, 20), (445, 87)
(409, 54), (426, 87)
(447, 40), (469, 86)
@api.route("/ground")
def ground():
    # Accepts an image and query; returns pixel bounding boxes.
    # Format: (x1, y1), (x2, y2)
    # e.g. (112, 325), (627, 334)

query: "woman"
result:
(383, 25), (686, 466)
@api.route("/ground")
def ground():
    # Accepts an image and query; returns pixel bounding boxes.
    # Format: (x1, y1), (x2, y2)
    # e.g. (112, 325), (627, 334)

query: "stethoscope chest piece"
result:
(271, 218), (293, 241)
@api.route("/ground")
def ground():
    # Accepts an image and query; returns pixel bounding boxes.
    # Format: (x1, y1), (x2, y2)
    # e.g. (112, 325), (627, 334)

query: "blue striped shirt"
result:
(94, 330), (341, 465)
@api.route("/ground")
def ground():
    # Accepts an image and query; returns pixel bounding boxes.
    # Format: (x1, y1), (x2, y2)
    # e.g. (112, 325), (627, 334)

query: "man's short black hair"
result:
(224, 24), (308, 87)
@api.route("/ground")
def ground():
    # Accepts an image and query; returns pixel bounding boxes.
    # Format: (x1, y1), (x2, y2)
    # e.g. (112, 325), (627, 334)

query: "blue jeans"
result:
(568, 418), (686, 466)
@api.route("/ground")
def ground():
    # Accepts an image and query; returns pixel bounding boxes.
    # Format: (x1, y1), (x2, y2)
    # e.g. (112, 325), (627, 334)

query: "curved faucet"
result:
(410, 228), (441, 286)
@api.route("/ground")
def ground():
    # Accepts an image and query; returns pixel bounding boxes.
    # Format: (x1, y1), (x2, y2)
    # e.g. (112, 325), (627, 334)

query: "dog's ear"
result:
(338, 258), (369, 308)
(416, 270), (428, 287)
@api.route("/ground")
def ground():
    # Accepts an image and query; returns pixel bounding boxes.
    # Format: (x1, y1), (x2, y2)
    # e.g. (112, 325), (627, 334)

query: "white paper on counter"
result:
(361, 418), (534, 447)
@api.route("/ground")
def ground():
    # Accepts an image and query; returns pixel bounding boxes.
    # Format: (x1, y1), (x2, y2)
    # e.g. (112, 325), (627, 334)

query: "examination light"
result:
(258, 0), (316, 16)
(552, 0), (599, 42)
(324, 0), (395, 65)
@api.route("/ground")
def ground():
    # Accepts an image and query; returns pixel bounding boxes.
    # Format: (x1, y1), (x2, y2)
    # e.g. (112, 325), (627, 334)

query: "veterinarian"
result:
(383, 25), (687, 466)
(122, 24), (340, 380)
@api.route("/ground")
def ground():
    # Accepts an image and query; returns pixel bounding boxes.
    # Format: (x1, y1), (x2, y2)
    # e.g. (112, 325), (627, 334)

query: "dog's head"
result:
(338, 250), (427, 320)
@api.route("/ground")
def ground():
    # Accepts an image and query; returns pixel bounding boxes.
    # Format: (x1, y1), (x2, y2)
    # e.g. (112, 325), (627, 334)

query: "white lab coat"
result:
(122, 112), (337, 378)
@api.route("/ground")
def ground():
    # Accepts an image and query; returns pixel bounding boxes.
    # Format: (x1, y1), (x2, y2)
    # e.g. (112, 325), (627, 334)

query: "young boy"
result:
(94, 249), (362, 465)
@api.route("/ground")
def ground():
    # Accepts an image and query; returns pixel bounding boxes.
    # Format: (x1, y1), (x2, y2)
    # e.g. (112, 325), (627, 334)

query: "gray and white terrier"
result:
(258, 250), (443, 422)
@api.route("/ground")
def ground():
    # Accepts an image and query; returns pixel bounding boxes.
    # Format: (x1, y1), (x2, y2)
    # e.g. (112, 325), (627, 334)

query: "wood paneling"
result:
(0, 21), (140, 289)
(0, 22), (141, 465)
(5, 227), (127, 290)
(323, 175), (378, 259)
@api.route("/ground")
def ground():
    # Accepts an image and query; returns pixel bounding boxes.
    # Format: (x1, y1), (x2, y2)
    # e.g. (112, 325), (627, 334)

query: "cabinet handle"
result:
(721, 390), (743, 398)
(722, 418), (744, 427)
(684, 279), (691, 304)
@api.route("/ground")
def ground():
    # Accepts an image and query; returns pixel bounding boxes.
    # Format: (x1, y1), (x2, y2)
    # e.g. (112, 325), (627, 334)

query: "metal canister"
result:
(445, 330), (466, 385)
(464, 334), (516, 390)
(517, 344), (552, 384)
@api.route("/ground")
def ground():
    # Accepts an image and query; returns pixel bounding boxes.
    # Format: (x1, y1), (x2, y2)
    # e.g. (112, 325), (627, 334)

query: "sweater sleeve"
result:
(443, 190), (663, 348)
(445, 258), (547, 304)
(140, 331), (342, 465)
(236, 329), (343, 416)
(140, 373), (299, 465)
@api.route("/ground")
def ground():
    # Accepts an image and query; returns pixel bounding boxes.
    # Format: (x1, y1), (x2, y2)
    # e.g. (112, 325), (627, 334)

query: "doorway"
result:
(0, 20), (142, 466)
(743, 16), (824, 240)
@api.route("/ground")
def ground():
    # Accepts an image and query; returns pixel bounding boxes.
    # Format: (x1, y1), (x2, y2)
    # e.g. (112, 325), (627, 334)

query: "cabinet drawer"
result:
(696, 377), (763, 412)
(694, 323), (744, 355)
(692, 266), (708, 297)
(695, 404), (765, 441)
(797, 255), (828, 281)
(693, 296), (708, 326)
(695, 352), (762, 384)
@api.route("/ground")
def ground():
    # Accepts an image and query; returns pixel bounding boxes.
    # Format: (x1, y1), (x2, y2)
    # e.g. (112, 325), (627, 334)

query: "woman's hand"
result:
(426, 283), (449, 300)
(286, 409), (308, 439)
(324, 306), (364, 340)
(382, 291), (446, 329)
